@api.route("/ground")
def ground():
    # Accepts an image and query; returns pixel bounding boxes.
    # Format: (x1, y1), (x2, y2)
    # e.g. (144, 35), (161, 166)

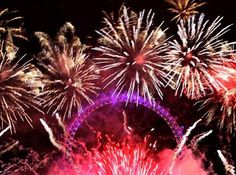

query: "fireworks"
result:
(0, 8), (27, 59)
(64, 111), (210, 175)
(69, 118), (161, 175)
(0, 2), (236, 174)
(0, 44), (41, 133)
(0, 126), (10, 137)
(217, 150), (236, 175)
(76, 141), (159, 175)
(166, 0), (206, 22)
(88, 114), (157, 175)
(199, 87), (236, 136)
(93, 6), (169, 103)
(40, 118), (65, 152)
(66, 92), (184, 152)
(35, 22), (100, 119)
(165, 13), (235, 99)
(198, 61), (236, 136)
(0, 141), (58, 175)
(169, 119), (202, 174)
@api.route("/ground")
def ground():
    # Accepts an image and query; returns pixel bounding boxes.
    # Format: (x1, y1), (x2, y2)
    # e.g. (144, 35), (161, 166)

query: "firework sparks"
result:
(166, 0), (206, 22)
(217, 150), (236, 175)
(40, 118), (65, 152)
(0, 44), (41, 133)
(0, 141), (58, 175)
(93, 6), (169, 103)
(0, 140), (19, 156)
(55, 113), (67, 135)
(165, 13), (235, 99)
(80, 141), (159, 175)
(71, 124), (160, 175)
(0, 126), (10, 137)
(169, 119), (202, 174)
(199, 87), (236, 136)
(197, 52), (236, 136)
(35, 22), (100, 119)
(0, 8), (27, 60)
(190, 130), (212, 149)
(64, 116), (210, 175)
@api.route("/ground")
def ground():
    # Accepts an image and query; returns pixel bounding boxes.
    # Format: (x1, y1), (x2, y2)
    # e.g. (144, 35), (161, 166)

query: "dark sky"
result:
(0, 0), (236, 43)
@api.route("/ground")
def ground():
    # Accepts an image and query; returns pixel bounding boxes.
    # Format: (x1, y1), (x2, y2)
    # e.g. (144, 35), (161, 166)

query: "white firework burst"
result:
(93, 6), (169, 103)
(35, 22), (100, 119)
(0, 44), (41, 133)
(165, 13), (235, 99)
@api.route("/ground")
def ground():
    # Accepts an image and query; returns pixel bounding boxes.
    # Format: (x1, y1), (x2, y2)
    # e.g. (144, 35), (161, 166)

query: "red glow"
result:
(185, 52), (193, 61)
(47, 134), (210, 175)
(135, 55), (145, 65)
(47, 147), (209, 175)
(214, 66), (236, 91)
(47, 110), (210, 174)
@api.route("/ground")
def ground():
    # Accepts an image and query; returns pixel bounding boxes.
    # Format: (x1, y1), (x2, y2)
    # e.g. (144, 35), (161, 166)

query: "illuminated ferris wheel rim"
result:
(65, 93), (184, 157)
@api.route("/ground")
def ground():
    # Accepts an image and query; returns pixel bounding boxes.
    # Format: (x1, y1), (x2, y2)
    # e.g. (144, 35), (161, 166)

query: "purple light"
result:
(65, 92), (184, 164)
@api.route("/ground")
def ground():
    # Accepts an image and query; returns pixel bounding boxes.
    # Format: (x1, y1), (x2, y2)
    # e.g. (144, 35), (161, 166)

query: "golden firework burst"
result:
(0, 43), (41, 133)
(166, 0), (206, 22)
(35, 22), (100, 119)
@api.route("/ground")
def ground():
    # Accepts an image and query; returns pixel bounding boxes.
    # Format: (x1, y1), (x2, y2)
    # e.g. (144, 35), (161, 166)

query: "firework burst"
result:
(0, 8), (27, 60)
(35, 22), (100, 119)
(165, 13), (235, 99)
(0, 126), (10, 137)
(166, 0), (206, 22)
(70, 120), (161, 175)
(217, 150), (236, 175)
(93, 6), (169, 103)
(77, 141), (159, 175)
(0, 44), (41, 133)
(199, 87), (236, 136)
(63, 112), (210, 175)
(197, 53), (236, 136)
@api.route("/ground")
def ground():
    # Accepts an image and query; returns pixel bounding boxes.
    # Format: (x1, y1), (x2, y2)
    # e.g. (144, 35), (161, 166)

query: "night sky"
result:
(0, 0), (236, 42)
(0, 0), (236, 174)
